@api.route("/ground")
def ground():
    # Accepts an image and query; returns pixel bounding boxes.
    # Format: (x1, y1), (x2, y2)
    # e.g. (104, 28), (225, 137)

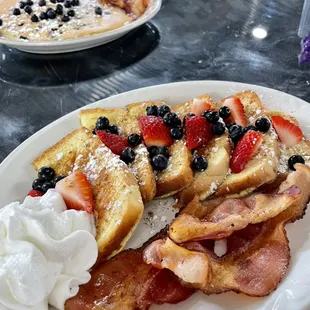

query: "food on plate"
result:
(0, 0), (149, 42)
(0, 189), (98, 310)
(3, 89), (310, 310)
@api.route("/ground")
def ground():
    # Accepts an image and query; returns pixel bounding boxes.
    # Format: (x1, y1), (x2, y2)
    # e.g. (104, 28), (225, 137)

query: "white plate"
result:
(0, 0), (161, 54)
(1, 81), (310, 310)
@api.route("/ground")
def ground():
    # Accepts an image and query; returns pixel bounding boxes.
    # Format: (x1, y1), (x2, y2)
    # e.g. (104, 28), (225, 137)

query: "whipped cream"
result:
(0, 190), (98, 310)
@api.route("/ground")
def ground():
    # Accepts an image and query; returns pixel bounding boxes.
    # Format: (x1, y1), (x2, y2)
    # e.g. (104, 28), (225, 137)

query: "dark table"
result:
(0, 0), (308, 162)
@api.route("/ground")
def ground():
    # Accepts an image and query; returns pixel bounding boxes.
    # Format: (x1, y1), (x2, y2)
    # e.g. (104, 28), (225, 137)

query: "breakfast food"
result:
(0, 0), (149, 42)
(2, 89), (309, 310)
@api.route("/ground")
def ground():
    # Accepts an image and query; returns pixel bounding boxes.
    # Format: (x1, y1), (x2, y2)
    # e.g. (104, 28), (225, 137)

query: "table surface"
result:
(0, 0), (309, 163)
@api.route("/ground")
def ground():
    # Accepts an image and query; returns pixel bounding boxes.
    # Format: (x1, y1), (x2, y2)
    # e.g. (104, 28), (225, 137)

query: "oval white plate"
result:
(0, 0), (161, 54)
(1, 81), (310, 310)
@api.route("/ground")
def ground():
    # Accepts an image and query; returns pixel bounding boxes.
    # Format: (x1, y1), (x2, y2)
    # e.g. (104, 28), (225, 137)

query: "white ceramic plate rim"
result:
(0, 0), (161, 48)
(1, 80), (310, 310)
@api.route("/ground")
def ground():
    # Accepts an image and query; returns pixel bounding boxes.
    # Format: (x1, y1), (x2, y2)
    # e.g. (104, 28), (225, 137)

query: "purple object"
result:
(300, 35), (310, 63)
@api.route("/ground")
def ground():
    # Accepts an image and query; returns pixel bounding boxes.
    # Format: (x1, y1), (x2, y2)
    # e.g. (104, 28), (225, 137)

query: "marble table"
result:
(0, 0), (308, 162)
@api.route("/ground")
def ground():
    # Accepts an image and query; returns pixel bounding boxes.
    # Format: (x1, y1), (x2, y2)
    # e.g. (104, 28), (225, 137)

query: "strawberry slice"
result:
(230, 130), (263, 173)
(55, 172), (94, 214)
(139, 116), (174, 147)
(27, 189), (44, 197)
(223, 97), (247, 127)
(191, 98), (212, 115)
(96, 130), (128, 156)
(185, 115), (212, 150)
(271, 116), (303, 147)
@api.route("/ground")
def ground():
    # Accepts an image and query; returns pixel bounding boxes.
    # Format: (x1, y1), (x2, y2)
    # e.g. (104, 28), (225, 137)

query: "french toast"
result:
(126, 100), (194, 198)
(215, 90), (280, 198)
(32, 128), (144, 261)
(79, 108), (156, 203)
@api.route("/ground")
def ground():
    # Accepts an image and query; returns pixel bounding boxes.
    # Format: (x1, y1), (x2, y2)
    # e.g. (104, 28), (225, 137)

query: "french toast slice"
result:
(126, 100), (194, 198)
(215, 91), (280, 198)
(32, 128), (144, 261)
(79, 108), (156, 203)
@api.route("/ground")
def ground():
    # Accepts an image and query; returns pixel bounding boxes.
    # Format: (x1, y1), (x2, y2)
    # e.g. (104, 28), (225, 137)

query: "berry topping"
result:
(228, 124), (244, 144)
(71, 0), (79, 5)
(38, 0), (46, 6)
(96, 130), (128, 156)
(148, 146), (169, 158)
(230, 130), (263, 173)
(50, 0), (56, 3)
(151, 154), (168, 171)
(96, 116), (110, 130)
(146, 105), (158, 116)
(185, 115), (212, 150)
(24, 5), (32, 14)
(128, 133), (142, 146)
(27, 189), (44, 197)
(271, 116), (303, 147)
(56, 4), (63, 14)
(53, 175), (66, 185)
(163, 112), (181, 128)
(183, 113), (195, 126)
(211, 122), (225, 136)
(67, 9), (75, 16)
(64, 0), (72, 7)
(26, 0), (33, 5)
(158, 105), (171, 117)
(39, 12), (47, 19)
(226, 122), (236, 129)
(32, 178), (45, 191)
(47, 9), (56, 19)
(243, 125), (258, 134)
(107, 125), (118, 135)
(19, 1), (26, 8)
(38, 166), (56, 181)
(139, 116), (174, 147)
(122, 147), (135, 164)
(62, 15), (70, 22)
(0, 19), (2, 26)
(192, 155), (208, 171)
(203, 111), (220, 124)
(255, 117), (270, 133)
(92, 128), (96, 135)
(42, 181), (55, 193)
(31, 14), (39, 22)
(55, 172), (94, 214)
(95, 6), (102, 15)
(223, 97), (247, 127)
(191, 98), (211, 116)
(13, 8), (21, 15)
(219, 106), (231, 120)
(57, 0), (64, 2)
(170, 127), (183, 140)
(288, 155), (305, 171)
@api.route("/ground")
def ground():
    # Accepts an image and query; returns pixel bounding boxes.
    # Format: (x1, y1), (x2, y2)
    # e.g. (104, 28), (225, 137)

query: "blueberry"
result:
(203, 111), (219, 124)
(158, 105), (171, 117)
(92, 128), (96, 135)
(122, 147), (135, 164)
(229, 124), (244, 144)
(56, 4), (63, 14)
(192, 156), (208, 171)
(38, 166), (56, 181)
(42, 181), (55, 193)
(47, 9), (56, 19)
(39, 11), (48, 19)
(53, 175), (66, 185)
(288, 155), (305, 171)
(19, 1), (26, 8)
(243, 125), (258, 134)
(163, 112), (181, 128)
(32, 178), (45, 191)
(255, 117), (271, 133)
(95, 6), (102, 15)
(57, 0), (64, 2)
(50, 0), (56, 3)
(0, 19), (3, 26)
(64, 0), (71, 7)
(219, 106), (231, 120)
(146, 105), (158, 116)
(24, 5), (32, 14)
(95, 116), (109, 130)
(38, 0), (46, 6)
(71, 0), (79, 5)
(13, 8), (21, 15)
(31, 14), (39, 22)
(26, 0), (33, 5)
(183, 113), (195, 126)
(148, 146), (169, 158)
(107, 125), (118, 135)
(151, 154), (168, 171)
(67, 9), (75, 16)
(170, 127), (183, 140)
(212, 122), (225, 136)
(226, 122), (235, 129)
(61, 14), (70, 22)
(128, 133), (142, 147)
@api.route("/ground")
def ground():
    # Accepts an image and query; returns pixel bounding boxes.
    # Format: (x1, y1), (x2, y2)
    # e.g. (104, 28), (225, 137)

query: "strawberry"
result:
(96, 130), (128, 156)
(139, 116), (174, 147)
(230, 130), (263, 173)
(27, 189), (44, 197)
(223, 97), (247, 127)
(185, 115), (212, 150)
(271, 116), (303, 147)
(191, 98), (212, 115)
(55, 172), (94, 214)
